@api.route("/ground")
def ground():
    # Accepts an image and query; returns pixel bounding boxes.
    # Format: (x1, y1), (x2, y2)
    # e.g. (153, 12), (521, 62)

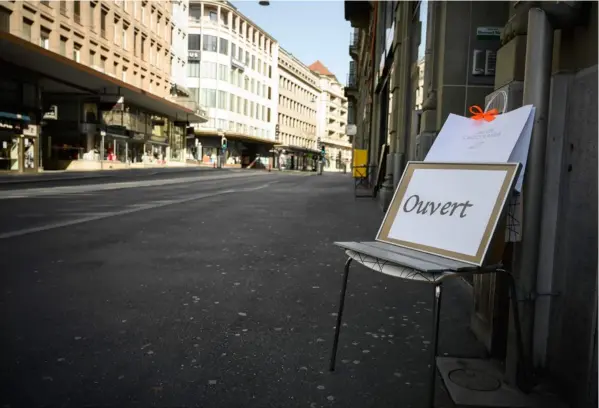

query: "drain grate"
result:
(448, 368), (502, 392)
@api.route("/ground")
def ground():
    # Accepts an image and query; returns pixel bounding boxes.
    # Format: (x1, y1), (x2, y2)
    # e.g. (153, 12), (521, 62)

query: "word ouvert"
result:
(402, 194), (474, 218)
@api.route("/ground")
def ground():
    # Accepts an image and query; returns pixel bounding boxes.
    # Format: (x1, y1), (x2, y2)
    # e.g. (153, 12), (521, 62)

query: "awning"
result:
(0, 112), (31, 122)
(0, 32), (206, 123)
(193, 128), (277, 146)
(275, 144), (320, 154)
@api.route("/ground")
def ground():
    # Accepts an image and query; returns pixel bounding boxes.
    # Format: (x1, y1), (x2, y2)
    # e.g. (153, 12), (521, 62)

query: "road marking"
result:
(0, 181), (277, 240)
(0, 172), (270, 200)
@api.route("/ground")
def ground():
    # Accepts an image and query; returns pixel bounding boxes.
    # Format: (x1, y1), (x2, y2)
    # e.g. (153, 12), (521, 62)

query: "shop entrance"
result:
(0, 134), (38, 172)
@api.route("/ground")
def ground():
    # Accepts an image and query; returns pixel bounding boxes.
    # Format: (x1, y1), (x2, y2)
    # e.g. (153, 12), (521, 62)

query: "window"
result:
(189, 7), (201, 22)
(101, 10), (107, 38)
(89, 49), (96, 66)
(251, 55), (255, 70)
(141, 4), (146, 24)
(230, 68), (236, 85)
(89, 2), (96, 30)
(74, 0), (81, 23)
(100, 56), (107, 72)
(219, 37), (228, 55)
(187, 60), (200, 77)
(22, 19), (32, 42)
(40, 28), (50, 49)
(218, 64), (228, 81)
(229, 94), (236, 112)
(73, 43), (81, 62)
(122, 24), (128, 49)
(200, 88), (216, 108)
(188, 34), (200, 50)
(133, 30), (138, 56)
(59, 36), (67, 56)
(237, 46), (243, 61)
(244, 76), (249, 91)
(141, 36), (146, 60)
(202, 35), (217, 52)
(231, 43), (236, 59)
(236, 96), (242, 114)
(122, 67), (127, 82)
(251, 79), (255, 93)
(245, 51), (249, 65)
(257, 58), (262, 74)
(200, 61), (217, 79)
(209, 11), (217, 21)
(113, 18), (119, 44)
(218, 90), (227, 110)
(243, 99), (248, 116)
(189, 88), (199, 103)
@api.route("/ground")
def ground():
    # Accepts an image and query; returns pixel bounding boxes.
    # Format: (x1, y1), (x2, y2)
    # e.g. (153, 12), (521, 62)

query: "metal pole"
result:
(508, 7), (553, 383)
(329, 257), (353, 371)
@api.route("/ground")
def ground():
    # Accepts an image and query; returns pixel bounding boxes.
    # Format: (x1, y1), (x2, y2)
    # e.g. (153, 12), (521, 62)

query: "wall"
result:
(547, 64), (598, 408)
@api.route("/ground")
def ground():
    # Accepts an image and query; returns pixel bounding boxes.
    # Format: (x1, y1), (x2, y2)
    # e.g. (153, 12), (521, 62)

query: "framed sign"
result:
(376, 162), (520, 266)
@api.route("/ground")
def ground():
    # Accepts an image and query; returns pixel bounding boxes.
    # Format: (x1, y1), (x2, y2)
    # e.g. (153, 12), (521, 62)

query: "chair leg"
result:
(329, 257), (353, 372)
(426, 284), (443, 408)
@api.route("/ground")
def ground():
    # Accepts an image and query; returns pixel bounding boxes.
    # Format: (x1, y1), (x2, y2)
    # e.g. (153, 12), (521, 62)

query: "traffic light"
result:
(221, 137), (228, 150)
(275, 124), (280, 137)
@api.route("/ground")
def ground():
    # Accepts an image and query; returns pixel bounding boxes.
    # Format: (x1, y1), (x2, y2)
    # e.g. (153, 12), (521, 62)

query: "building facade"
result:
(345, 2), (597, 407)
(0, 0), (206, 172)
(186, 0), (278, 168)
(308, 61), (351, 171)
(275, 47), (320, 170)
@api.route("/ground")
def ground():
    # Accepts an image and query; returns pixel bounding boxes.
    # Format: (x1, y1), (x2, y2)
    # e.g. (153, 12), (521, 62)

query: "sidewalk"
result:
(0, 166), (220, 185)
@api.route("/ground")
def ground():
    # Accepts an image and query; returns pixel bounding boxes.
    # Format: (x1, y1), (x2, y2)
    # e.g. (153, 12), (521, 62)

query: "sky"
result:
(232, 0), (352, 85)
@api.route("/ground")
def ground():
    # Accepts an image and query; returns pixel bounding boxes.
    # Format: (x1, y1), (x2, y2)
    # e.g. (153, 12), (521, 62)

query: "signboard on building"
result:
(476, 27), (502, 40)
(43, 105), (58, 120)
(188, 51), (201, 61)
(346, 124), (357, 136)
(376, 162), (519, 266)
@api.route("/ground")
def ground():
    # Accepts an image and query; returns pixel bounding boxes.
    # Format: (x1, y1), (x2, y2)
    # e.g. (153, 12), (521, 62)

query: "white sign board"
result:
(424, 104), (534, 192)
(377, 162), (520, 266)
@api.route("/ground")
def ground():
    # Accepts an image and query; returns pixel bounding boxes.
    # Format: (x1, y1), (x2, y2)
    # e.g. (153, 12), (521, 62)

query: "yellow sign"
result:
(352, 149), (368, 178)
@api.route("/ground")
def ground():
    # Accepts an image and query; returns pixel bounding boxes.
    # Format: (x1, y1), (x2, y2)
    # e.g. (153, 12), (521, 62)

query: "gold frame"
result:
(376, 162), (521, 266)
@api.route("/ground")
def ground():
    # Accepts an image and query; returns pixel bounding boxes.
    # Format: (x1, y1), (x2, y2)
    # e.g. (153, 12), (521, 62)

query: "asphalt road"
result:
(0, 171), (484, 408)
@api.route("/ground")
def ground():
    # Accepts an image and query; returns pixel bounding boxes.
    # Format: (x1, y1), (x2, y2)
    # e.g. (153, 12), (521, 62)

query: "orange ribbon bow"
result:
(469, 105), (499, 122)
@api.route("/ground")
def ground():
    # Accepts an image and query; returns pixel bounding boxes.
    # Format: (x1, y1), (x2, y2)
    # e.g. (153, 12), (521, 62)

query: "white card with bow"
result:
(424, 104), (536, 242)
(424, 104), (535, 192)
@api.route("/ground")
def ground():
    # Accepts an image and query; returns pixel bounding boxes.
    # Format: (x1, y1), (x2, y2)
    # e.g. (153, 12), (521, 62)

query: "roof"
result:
(308, 60), (335, 77)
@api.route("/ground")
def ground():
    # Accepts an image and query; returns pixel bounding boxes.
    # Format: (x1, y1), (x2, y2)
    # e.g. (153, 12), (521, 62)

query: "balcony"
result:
(344, 1), (371, 29)
(349, 30), (359, 59)
(345, 71), (358, 102)
(231, 57), (246, 71)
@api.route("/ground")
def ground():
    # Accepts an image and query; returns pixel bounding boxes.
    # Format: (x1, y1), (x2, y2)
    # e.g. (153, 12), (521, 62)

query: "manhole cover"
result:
(448, 368), (501, 391)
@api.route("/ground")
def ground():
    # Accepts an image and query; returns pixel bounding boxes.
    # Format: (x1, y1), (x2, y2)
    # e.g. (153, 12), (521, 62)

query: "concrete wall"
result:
(546, 64), (598, 408)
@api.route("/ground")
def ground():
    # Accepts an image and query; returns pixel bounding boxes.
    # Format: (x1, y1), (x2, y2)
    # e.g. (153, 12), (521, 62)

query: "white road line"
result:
(0, 172), (270, 200)
(0, 181), (277, 240)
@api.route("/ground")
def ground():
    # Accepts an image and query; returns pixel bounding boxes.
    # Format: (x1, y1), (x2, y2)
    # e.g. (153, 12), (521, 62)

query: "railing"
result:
(349, 30), (359, 54)
(347, 72), (357, 88)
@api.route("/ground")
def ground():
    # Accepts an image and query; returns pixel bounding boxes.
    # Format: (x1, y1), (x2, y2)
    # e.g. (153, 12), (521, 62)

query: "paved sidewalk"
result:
(0, 166), (219, 185)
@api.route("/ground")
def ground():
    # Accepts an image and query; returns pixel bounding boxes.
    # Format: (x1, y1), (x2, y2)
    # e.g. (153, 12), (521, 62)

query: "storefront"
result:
(0, 112), (39, 172)
(275, 145), (320, 171)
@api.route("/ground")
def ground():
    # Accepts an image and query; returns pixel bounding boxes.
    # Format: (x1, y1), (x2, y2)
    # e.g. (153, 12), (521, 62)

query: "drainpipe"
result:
(508, 7), (553, 387)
